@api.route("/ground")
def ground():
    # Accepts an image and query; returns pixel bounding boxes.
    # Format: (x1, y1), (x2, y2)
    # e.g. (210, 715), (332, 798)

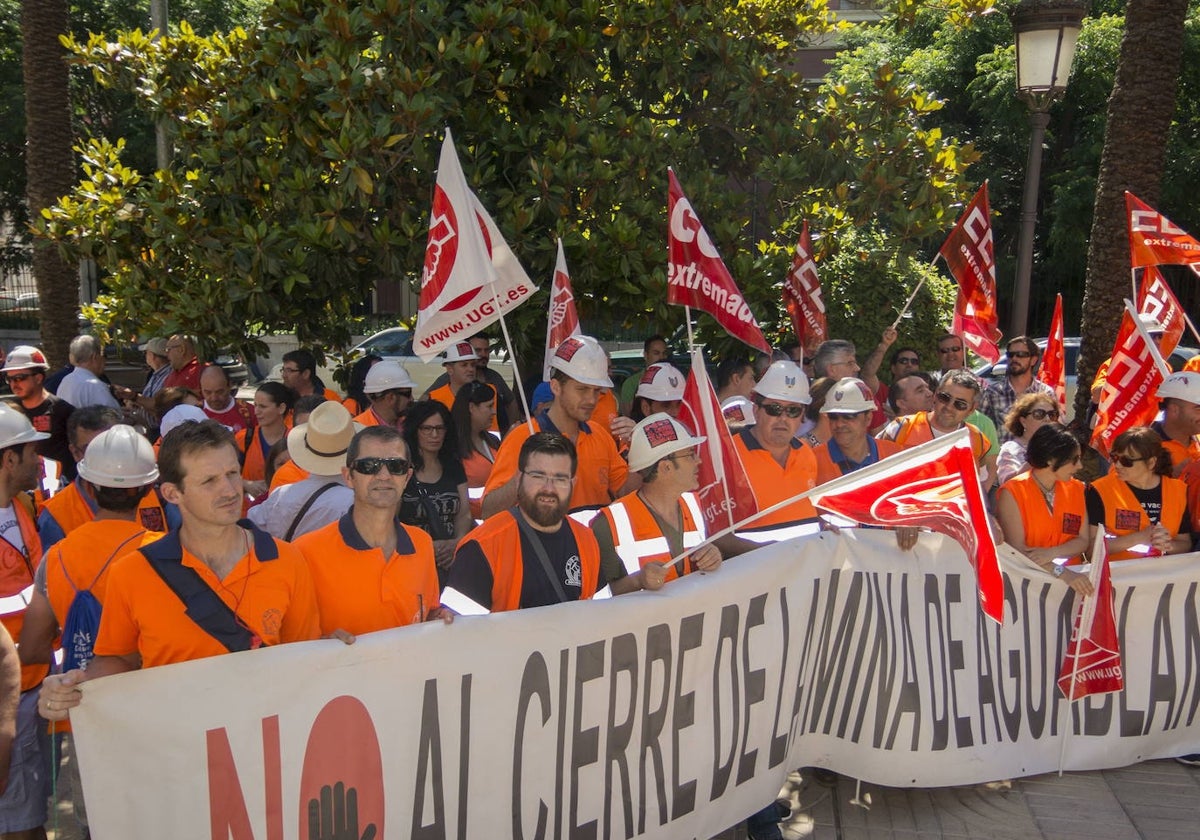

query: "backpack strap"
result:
(284, 482), (341, 542)
(141, 521), (278, 652)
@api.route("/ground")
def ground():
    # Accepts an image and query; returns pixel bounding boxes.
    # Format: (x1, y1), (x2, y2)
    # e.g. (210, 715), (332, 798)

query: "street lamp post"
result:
(1009, 0), (1087, 337)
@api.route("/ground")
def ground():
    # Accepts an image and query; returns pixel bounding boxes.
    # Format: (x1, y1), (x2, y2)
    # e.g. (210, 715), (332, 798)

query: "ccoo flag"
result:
(939, 183), (1002, 364)
(1090, 299), (1173, 458)
(414, 129), (538, 361)
(1136, 265), (1186, 359)
(542, 239), (582, 380)
(782, 220), (827, 353)
(667, 169), (771, 354)
(1037, 294), (1067, 416)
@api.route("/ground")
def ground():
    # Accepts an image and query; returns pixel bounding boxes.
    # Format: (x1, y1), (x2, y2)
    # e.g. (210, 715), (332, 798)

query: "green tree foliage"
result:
(37, 0), (980, 367)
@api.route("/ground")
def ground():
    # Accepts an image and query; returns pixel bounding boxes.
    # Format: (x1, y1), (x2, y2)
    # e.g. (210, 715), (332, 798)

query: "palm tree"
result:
(1076, 0), (1190, 421)
(21, 0), (77, 367)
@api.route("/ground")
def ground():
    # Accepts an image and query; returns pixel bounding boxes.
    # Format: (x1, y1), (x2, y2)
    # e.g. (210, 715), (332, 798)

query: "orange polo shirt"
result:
(733, 428), (818, 526)
(295, 511), (440, 636)
(94, 523), (320, 668)
(270, 459), (310, 491)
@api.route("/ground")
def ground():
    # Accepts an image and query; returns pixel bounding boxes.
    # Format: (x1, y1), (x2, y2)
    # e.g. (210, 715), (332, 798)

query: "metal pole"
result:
(151, 0), (171, 170)
(1011, 108), (1050, 338)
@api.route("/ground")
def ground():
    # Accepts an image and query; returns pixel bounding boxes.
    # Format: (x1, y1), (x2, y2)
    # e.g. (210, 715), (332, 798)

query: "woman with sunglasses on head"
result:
(452, 381), (501, 521)
(1085, 426), (1192, 560)
(400, 401), (472, 582)
(997, 424), (1093, 594)
(997, 393), (1062, 485)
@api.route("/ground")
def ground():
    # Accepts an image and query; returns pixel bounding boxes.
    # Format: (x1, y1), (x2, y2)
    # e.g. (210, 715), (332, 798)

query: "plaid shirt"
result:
(978, 377), (1055, 441)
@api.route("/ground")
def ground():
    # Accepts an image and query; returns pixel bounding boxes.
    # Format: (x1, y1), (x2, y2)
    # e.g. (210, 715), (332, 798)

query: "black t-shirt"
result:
(449, 515), (598, 610)
(1085, 482), (1192, 535)
(399, 461), (466, 540)
(20, 395), (76, 480)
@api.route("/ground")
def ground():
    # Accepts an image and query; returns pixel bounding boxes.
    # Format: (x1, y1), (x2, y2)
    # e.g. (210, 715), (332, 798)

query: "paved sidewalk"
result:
(712, 760), (1200, 839)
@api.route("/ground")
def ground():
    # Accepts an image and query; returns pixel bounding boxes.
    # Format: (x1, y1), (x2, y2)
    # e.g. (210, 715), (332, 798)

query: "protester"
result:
(399, 401), (471, 582)
(235, 381), (295, 498)
(977, 336), (1055, 438)
(629, 362), (685, 421)
(888, 373), (935, 417)
(38, 420), (321, 721)
(162, 334), (203, 391)
(591, 413), (719, 594)
(996, 424), (1093, 594)
(280, 349), (339, 401)
(247, 402), (356, 540)
(814, 332), (892, 430)
(426, 333), (517, 429)
(267, 395), (326, 491)
(618, 334), (669, 415)
(799, 376), (835, 447)
(1085, 426), (1192, 560)
(157, 404), (208, 441)
(1152, 372), (1200, 475)
(295, 426), (446, 635)
(481, 336), (635, 518)
(997, 393), (1062, 485)
(934, 332), (966, 375)
(715, 356), (755, 407)
(354, 360), (414, 430)
(56, 335), (119, 410)
(442, 433), (605, 614)
(200, 364), (255, 434)
(138, 337), (172, 401)
(452, 381), (501, 520)
(426, 342), (499, 432)
(1, 345), (74, 479)
(153, 386), (202, 424)
(340, 352), (381, 416)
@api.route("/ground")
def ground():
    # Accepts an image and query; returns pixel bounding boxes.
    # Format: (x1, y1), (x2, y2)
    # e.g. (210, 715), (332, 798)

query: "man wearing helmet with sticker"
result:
(629, 362), (686, 421)
(354, 361), (416, 431)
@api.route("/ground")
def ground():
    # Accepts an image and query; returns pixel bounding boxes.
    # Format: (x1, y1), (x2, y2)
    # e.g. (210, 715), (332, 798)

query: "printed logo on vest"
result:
(1114, 508), (1141, 531)
(1062, 512), (1081, 536)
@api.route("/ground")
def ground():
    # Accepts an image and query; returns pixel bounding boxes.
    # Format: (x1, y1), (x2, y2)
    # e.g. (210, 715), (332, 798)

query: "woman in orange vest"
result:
(997, 424), (1092, 594)
(235, 381), (294, 499)
(452, 381), (501, 521)
(1085, 426), (1193, 560)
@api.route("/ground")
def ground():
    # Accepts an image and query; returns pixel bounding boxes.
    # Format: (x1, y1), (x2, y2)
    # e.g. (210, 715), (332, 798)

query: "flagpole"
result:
(490, 299), (534, 433)
(1057, 625), (1087, 775)
(889, 275), (928, 331)
(682, 310), (738, 535)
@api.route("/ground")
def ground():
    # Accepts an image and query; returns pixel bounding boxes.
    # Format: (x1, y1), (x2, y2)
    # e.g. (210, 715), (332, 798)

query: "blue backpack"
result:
(58, 530), (145, 672)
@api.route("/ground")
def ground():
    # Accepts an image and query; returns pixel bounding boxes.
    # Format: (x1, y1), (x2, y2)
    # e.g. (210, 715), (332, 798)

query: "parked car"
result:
(343, 327), (515, 396)
(973, 337), (1198, 420)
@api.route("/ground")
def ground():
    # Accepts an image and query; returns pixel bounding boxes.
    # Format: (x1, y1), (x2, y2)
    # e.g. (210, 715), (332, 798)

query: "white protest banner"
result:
(72, 532), (1200, 838)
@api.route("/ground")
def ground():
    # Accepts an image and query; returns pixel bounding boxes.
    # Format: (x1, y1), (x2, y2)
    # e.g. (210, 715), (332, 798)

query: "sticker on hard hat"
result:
(640, 367), (658, 385)
(724, 405), (747, 422)
(555, 337), (584, 361)
(644, 418), (680, 447)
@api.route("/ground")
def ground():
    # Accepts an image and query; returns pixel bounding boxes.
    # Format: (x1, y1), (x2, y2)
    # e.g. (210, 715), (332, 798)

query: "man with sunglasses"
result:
(443, 432), (605, 615)
(354, 361), (415, 431)
(934, 333), (967, 376)
(977, 336), (1055, 440)
(295, 426), (444, 634)
(1, 345), (74, 481)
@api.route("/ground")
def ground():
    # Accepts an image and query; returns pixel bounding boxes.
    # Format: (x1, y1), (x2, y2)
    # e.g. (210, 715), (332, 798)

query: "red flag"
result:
(939, 184), (1002, 364)
(676, 349), (759, 534)
(1090, 299), (1173, 458)
(1057, 529), (1124, 701)
(808, 429), (1003, 623)
(782, 220), (827, 352)
(1038, 294), (1067, 416)
(542, 239), (582, 380)
(414, 129), (539, 360)
(1126, 192), (1200, 274)
(1136, 265), (1186, 358)
(667, 169), (771, 354)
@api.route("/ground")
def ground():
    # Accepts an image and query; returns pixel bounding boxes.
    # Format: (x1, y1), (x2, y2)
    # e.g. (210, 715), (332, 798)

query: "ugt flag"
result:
(782, 220), (827, 352)
(1090, 299), (1173, 458)
(939, 183), (1001, 364)
(414, 129), (538, 361)
(676, 348), (759, 537)
(1126, 192), (1200, 275)
(808, 428), (1003, 623)
(1038, 294), (1067, 416)
(667, 169), (771, 354)
(1057, 528), (1124, 701)
(1137, 265), (1186, 359)
(542, 238), (581, 380)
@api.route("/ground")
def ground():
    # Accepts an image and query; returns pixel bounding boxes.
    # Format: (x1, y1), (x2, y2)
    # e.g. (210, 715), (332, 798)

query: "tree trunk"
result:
(22, 0), (77, 367)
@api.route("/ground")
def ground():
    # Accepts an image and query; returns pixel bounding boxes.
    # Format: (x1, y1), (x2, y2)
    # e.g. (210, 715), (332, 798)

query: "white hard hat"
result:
(753, 361), (811, 405)
(635, 363), (685, 403)
(442, 341), (478, 364)
(0, 402), (49, 449)
(820, 377), (877, 414)
(721, 396), (756, 428)
(548, 335), (613, 388)
(159, 404), (208, 438)
(1158, 371), (1200, 405)
(77, 424), (159, 488)
(1, 345), (49, 373)
(363, 360), (416, 394)
(627, 412), (706, 472)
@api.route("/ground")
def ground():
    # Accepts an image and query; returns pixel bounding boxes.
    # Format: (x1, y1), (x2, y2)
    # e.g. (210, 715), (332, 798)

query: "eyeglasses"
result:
(281, 366), (301, 375)
(757, 402), (805, 418)
(935, 391), (971, 412)
(667, 448), (699, 462)
(350, 457), (410, 476)
(417, 424), (446, 434)
(1026, 408), (1060, 421)
(1008, 350), (1035, 359)
(521, 469), (573, 488)
(4, 373), (34, 383)
(937, 346), (963, 354)
(1114, 454), (1150, 467)
(895, 356), (919, 365)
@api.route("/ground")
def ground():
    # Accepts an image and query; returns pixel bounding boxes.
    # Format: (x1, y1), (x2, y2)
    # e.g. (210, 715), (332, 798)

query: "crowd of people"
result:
(0, 320), (1193, 840)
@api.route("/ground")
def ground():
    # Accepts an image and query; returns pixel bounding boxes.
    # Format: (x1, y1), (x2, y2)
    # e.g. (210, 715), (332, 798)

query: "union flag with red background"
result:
(1126, 191), (1200, 276)
(666, 169), (771, 354)
(1037, 294), (1067, 416)
(782, 220), (827, 354)
(939, 183), (1002, 364)
(1057, 528), (1124, 701)
(1136, 264), (1186, 359)
(541, 238), (582, 379)
(1090, 299), (1173, 458)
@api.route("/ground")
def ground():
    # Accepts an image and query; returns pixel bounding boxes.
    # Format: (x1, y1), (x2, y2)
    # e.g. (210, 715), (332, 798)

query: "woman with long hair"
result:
(996, 424), (1092, 594)
(236, 381), (295, 498)
(1085, 425), (1192, 560)
(997, 392), (1062, 484)
(400, 400), (471, 582)
(452, 381), (501, 520)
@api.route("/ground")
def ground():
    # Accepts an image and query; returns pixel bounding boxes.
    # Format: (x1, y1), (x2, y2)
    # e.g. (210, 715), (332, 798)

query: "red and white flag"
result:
(667, 169), (771, 354)
(1057, 528), (1124, 701)
(1136, 265), (1186, 359)
(542, 238), (581, 380)
(414, 129), (538, 361)
(939, 183), (1002, 364)
(808, 428), (1004, 623)
(676, 348), (759, 536)
(782, 220), (827, 352)
(1090, 299), (1173, 458)
(1126, 191), (1200, 275)
(1038, 294), (1067, 416)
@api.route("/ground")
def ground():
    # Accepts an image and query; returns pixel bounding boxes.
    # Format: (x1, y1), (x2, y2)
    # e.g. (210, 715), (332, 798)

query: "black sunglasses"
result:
(935, 391), (971, 412)
(1026, 408), (1059, 421)
(757, 402), (805, 418)
(1114, 454), (1149, 468)
(350, 457), (410, 476)
(1008, 350), (1035, 359)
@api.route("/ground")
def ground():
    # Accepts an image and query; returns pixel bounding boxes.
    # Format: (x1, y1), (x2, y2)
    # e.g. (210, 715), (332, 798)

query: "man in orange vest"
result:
(354, 361), (415, 431)
(425, 342), (499, 431)
(592, 413), (720, 594)
(0, 401), (51, 838)
(442, 433), (606, 615)
(1153, 372), (1200, 475)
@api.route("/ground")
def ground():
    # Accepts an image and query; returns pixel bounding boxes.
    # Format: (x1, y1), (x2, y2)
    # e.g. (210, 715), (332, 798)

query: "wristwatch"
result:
(1051, 563), (1065, 577)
